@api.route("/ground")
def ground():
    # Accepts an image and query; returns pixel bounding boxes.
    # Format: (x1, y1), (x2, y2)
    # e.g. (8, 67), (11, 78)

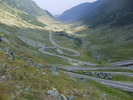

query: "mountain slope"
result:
(67, 0), (133, 62)
(0, 0), (52, 27)
(3, 0), (52, 16)
(80, 0), (133, 28)
(59, 3), (90, 21)
(0, 0), (94, 99)
(0, 0), (133, 99)
(60, 0), (133, 27)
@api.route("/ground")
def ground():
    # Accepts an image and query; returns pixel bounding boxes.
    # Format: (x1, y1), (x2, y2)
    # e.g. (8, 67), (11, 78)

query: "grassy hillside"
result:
(60, 0), (133, 28)
(3, 0), (52, 16)
(69, 22), (133, 62)
(0, 42), (132, 100)
(86, 25), (133, 62)
(67, 0), (133, 62)
(0, 0), (133, 99)
(80, 0), (133, 28)
(59, 3), (90, 21)
(0, 0), (53, 27)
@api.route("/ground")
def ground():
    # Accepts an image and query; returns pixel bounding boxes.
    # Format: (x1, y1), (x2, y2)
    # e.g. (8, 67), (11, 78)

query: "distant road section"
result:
(111, 59), (133, 66)
(49, 30), (80, 57)
(39, 30), (97, 66)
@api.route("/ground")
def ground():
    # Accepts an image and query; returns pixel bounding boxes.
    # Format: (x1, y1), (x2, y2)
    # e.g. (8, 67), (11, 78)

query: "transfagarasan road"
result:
(39, 30), (97, 66)
(39, 30), (133, 92)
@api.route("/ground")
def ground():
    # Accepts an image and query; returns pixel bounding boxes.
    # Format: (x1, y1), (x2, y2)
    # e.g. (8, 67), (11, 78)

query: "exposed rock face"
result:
(49, 66), (60, 76)
(0, 75), (6, 81)
(67, 95), (74, 100)
(8, 51), (15, 60)
(36, 64), (44, 68)
(24, 88), (30, 92)
(59, 94), (67, 100)
(28, 58), (45, 68)
(46, 90), (60, 97)
(102, 96), (108, 100)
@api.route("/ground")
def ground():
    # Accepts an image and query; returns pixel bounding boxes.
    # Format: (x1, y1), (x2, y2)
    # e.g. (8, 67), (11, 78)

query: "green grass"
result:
(17, 12), (46, 27)
(45, 48), (59, 54)
(69, 22), (133, 62)
(0, 5), (99, 65)
(0, 0), (48, 27)
(52, 34), (99, 64)
(85, 25), (133, 62)
(0, 42), (85, 99)
(1, 42), (132, 100)
(0, 48), (132, 100)
(61, 49), (76, 55)
(0, 21), (71, 65)
(0, 2), (133, 99)
(111, 75), (133, 83)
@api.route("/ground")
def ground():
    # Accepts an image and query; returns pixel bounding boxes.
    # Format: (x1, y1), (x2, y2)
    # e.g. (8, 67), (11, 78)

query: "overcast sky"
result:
(32, 0), (97, 15)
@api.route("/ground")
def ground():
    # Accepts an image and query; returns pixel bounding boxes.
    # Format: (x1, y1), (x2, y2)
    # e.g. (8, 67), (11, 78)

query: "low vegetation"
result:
(0, 0), (133, 99)
(1, 41), (132, 100)
(111, 75), (133, 83)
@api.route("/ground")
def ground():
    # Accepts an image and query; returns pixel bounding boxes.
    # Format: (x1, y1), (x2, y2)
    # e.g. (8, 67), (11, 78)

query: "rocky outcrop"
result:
(1, 64), (16, 70)
(8, 51), (15, 60)
(45, 90), (67, 100)
(0, 75), (6, 81)
(49, 66), (60, 76)
(67, 95), (74, 100)
(83, 71), (112, 80)
(0, 46), (10, 51)
(28, 58), (45, 68)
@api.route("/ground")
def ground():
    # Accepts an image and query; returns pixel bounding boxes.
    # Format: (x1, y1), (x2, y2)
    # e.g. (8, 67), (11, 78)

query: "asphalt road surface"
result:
(65, 72), (133, 92)
(39, 30), (97, 66)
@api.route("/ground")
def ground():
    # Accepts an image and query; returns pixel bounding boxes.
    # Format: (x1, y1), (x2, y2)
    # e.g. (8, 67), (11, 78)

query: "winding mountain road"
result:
(39, 30), (133, 92)
(1, 28), (133, 92)
(49, 30), (80, 57)
(39, 30), (97, 66)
